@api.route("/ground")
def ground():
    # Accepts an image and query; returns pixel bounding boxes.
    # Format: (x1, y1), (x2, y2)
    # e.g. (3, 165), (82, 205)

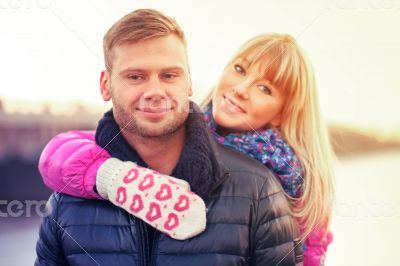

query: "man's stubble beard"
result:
(112, 100), (189, 139)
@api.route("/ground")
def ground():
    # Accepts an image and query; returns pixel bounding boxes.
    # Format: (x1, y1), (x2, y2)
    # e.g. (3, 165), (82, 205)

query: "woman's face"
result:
(212, 58), (285, 134)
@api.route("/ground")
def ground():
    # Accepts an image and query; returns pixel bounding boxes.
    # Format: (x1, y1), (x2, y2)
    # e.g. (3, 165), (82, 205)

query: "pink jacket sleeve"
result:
(303, 229), (334, 266)
(38, 130), (110, 199)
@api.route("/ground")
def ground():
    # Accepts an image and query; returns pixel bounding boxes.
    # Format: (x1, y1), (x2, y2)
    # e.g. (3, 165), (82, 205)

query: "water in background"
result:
(326, 150), (400, 265)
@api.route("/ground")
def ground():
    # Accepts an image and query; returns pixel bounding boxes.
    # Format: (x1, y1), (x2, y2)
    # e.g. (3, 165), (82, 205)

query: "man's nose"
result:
(142, 76), (167, 101)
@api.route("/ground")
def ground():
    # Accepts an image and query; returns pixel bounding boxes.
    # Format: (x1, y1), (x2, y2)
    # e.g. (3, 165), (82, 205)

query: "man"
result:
(35, 9), (302, 266)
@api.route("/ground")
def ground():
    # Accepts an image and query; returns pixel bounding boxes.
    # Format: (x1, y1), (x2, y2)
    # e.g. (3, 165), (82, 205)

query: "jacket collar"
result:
(95, 101), (227, 199)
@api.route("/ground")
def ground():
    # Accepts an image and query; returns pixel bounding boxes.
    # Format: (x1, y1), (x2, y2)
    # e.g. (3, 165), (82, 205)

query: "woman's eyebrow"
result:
(236, 57), (250, 66)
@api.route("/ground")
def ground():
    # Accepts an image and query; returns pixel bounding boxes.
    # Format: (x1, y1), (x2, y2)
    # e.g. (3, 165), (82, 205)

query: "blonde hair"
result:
(206, 33), (335, 238)
(103, 9), (187, 72)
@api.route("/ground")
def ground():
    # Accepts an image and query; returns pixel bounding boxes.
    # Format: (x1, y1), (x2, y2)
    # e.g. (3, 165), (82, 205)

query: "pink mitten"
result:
(96, 158), (207, 240)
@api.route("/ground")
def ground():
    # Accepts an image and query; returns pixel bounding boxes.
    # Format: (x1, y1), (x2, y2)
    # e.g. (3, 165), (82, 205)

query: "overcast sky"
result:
(1, 0), (399, 130)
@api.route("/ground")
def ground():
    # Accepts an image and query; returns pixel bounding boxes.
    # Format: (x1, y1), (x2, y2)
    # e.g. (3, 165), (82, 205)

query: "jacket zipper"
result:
(132, 173), (230, 266)
(147, 172), (230, 265)
(140, 220), (149, 266)
(130, 215), (148, 266)
(149, 231), (160, 266)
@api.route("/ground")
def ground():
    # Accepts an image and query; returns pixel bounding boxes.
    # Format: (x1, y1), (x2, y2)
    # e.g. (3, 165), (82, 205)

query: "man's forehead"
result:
(115, 54), (188, 73)
(111, 37), (189, 72)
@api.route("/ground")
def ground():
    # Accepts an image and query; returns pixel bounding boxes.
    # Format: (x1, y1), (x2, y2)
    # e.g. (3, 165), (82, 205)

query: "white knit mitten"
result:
(96, 158), (207, 240)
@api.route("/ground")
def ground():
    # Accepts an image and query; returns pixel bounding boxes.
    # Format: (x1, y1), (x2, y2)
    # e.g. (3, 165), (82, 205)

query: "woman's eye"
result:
(258, 85), (272, 95)
(234, 64), (245, 75)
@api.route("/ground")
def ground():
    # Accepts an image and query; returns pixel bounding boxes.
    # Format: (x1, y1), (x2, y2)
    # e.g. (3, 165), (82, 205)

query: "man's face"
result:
(100, 35), (193, 138)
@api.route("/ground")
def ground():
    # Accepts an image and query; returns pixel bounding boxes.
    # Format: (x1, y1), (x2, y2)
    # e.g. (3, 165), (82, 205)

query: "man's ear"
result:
(188, 77), (193, 97)
(100, 70), (112, 101)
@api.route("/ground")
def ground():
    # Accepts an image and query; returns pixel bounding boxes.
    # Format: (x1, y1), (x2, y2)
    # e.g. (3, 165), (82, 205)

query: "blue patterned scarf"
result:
(203, 104), (304, 197)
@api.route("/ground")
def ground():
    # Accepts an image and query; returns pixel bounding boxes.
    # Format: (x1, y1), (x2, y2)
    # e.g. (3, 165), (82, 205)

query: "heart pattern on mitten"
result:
(164, 213), (179, 230)
(109, 163), (206, 240)
(174, 195), (190, 212)
(146, 202), (162, 222)
(155, 184), (172, 201)
(123, 168), (139, 184)
(138, 174), (155, 191)
(129, 194), (144, 213)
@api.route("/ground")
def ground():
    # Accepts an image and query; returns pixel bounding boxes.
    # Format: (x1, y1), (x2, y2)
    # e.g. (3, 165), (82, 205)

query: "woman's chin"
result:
(213, 114), (240, 134)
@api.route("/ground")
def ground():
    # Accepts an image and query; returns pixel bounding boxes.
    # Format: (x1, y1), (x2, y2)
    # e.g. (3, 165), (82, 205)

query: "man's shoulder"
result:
(49, 192), (98, 205)
(214, 144), (284, 197)
(45, 193), (129, 226)
(45, 193), (103, 217)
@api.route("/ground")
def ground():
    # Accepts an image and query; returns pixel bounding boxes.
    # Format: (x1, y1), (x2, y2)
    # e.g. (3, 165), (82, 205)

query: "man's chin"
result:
(130, 122), (184, 138)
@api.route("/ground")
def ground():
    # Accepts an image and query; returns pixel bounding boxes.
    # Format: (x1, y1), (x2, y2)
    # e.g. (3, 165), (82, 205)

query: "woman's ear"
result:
(269, 113), (282, 128)
(188, 85), (193, 97)
(100, 70), (112, 101)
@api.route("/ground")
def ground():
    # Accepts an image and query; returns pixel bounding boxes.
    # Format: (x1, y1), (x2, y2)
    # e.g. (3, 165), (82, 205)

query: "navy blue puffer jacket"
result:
(36, 106), (302, 265)
(35, 145), (302, 266)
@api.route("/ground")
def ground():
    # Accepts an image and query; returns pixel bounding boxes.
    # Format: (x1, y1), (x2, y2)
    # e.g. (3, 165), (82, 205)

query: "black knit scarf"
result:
(95, 102), (216, 199)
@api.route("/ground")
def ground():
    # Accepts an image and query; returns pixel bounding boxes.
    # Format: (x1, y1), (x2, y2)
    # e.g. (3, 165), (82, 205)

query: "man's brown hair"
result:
(103, 9), (186, 72)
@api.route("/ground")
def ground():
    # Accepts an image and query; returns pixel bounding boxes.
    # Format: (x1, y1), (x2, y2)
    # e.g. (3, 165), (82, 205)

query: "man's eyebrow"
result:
(119, 66), (185, 75)
(119, 68), (146, 75)
(160, 66), (185, 72)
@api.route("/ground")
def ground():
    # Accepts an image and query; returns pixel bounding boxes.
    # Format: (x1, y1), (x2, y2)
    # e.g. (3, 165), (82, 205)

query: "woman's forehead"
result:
(233, 56), (293, 96)
(233, 56), (276, 79)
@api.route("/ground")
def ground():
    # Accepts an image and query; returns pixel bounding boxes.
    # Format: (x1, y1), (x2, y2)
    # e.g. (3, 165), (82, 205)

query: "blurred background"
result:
(1, 0), (399, 265)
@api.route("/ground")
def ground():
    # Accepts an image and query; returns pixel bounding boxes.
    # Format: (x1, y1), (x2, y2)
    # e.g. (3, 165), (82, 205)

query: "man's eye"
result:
(234, 64), (245, 75)
(128, 75), (143, 81)
(162, 73), (177, 79)
(258, 85), (272, 95)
